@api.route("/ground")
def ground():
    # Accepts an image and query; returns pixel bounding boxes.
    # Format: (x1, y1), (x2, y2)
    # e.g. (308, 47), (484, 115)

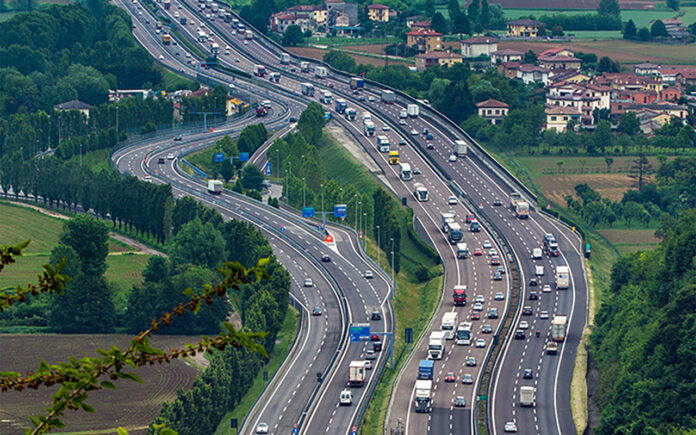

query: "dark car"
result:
(529, 278), (538, 286)
(289, 116), (297, 122)
(529, 290), (538, 300)
(514, 330), (526, 340)
(493, 198), (502, 206)
(422, 128), (429, 135)
(523, 369), (533, 379)
(494, 271), (502, 281)
(426, 142), (434, 150)
(488, 308), (498, 319)
(353, 89), (360, 95)
(173, 134), (183, 141)
(399, 138), (407, 146)
(465, 356), (477, 366)
(358, 96), (366, 101)
(321, 254), (331, 262)
(312, 306), (322, 316)
(523, 306), (533, 316)
(426, 133), (433, 140)
(373, 341), (383, 352)
(371, 309), (381, 321)
(158, 157), (165, 164)
(413, 167), (421, 175)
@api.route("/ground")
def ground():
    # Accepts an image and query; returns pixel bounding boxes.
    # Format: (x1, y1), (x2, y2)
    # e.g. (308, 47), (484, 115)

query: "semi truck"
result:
(381, 90), (395, 104)
(345, 108), (356, 120)
(280, 53), (290, 64)
(447, 222), (463, 244)
(350, 77), (364, 89)
(520, 386), (536, 407)
(253, 64), (267, 77)
(389, 150), (399, 165)
(454, 140), (468, 157)
(555, 266), (570, 289)
(418, 360), (434, 380)
(300, 61), (310, 72)
(163, 34), (172, 45)
(414, 183), (428, 202)
(441, 312), (458, 339)
(414, 380), (432, 413)
(364, 122), (375, 136)
(456, 321), (473, 345)
(510, 191), (522, 209)
(452, 285), (467, 306)
(515, 201), (530, 219)
(301, 82), (314, 97)
(210, 41), (220, 54)
(552, 315), (568, 342)
(399, 162), (412, 181)
(207, 179), (223, 194)
(456, 243), (469, 259)
(244, 30), (253, 39)
(348, 361), (366, 387)
(441, 212), (455, 232)
(314, 66), (328, 78)
(335, 99), (347, 113)
(428, 330), (446, 359)
(362, 112), (372, 123)
(319, 90), (333, 104)
(377, 135), (390, 152)
(407, 104), (419, 117)
(269, 72), (280, 82)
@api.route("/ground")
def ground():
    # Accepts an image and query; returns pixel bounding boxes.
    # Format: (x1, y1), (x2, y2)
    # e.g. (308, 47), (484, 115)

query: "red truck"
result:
(453, 285), (467, 306)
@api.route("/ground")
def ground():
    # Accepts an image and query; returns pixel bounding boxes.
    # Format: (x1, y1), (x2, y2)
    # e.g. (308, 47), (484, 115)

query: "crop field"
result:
(0, 334), (200, 434)
(535, 172), (634, 204)
(597, 228), (660, 253)
(502, 8), (678, 27)
(287, 46), (403, 67)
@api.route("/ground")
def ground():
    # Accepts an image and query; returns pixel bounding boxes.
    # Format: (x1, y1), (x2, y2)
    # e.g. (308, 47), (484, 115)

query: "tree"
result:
(629, 154), (653, 190)
(623, 19), (637, 39)
(447, 0), (461, 26)
(637, 26), (651, 41)
(594, 120), (613, 152)
(618, 111), (640, 135)
(605, 157), (614, 171)
(241, 164), (264, 191)
(169, 218), (226, 269)
(551, 25), (564, 36)
(597, 56), (620, 73)
(666, 0), (679, 11)
(524, 49), (538, 64)
(480, 0), (490, 28)
(282, 25), (304, 46)
(58, 215), (109, 277)
(220, 158), (235, 182)
(431, 12), (448, 34)
(50, 274), (116, 333)
(467, 0), (480, 25)
(425, 0), (435, 17)
(451, 10), (471, 35)
(650, 19), (668, 38)
(597, 0), (620, 17)
(323, 50), (356, 73)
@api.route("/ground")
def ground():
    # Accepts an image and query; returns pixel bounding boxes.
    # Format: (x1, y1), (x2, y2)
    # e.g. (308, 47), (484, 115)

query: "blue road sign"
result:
(302, 207), (315, 218)
(349, 323), (370, 343)
(324, 111), (332, 120)
(334, 204), (347, 218)
(293, 424), (299, 434)
(239, 152), (250, 162)
(281, 226), (285, 233)
(213, 152), (225, 163)
(351, 426), (358, 435)
(265, 161), (271, 175)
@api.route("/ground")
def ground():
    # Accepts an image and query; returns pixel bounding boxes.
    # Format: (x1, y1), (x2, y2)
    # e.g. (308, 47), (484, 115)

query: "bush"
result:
(414, 265), (431, 283)
(140, 121), (156, 134)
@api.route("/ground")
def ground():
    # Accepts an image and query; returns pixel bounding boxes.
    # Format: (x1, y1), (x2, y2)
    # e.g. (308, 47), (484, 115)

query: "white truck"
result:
(314, 66), (328, 78)
(441, 312), (458, 340)
(456, 243), (469, 259)
(399, 162), (412, 181)
(510, 191), (522, 210)
(348, 361), (366, 387)
(244, 29), (253, 39)
(280, 53), (290, 64)
(520, 386), (536, 407)
(319, 90), (333, 104)
(363, 121), (375, 137)
(552, 315), (568, 342)
(555, 265), (570, 289)
(456, 321), (473, 345)
(414, 183), (428, 202)
(381, 89), (395, 103)
(441, 212), (455, 232)
(515, 201), (530, 219)
(407, 103), (419, 117)
(207, 179), (223, 194)
(300, 61), (310, 72)
(377, 135), (390, 152)
(428, 330), (446, 359)
(269, 72), (280, 82)
(414, 380), (432, 413)
(345, 108), (356, 121)
(362, 112), (372, 124)
(301, 82), (314, 96)
(453, 139), (468, 157)
(399, 109), (408, 119)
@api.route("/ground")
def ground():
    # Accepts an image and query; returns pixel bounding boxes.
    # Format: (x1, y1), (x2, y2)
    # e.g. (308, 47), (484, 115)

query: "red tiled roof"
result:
(407, 29), (442, 37)
(476, 98), (510, 108)
(545, 105), (581, 115)
(415, 51), (463, 59)
(539, 55), (581, 62)
(367, 3), (389, 9)
(462, 36), (499, 44)
(411, 20), (431, 27)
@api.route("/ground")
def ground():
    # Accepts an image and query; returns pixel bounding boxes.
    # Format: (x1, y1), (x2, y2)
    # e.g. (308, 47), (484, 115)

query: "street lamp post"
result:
(355, 199), (360, 230)
(390, 237), (395, 284)
(302, 177), (306, 207)
(363, 212), (367, 250)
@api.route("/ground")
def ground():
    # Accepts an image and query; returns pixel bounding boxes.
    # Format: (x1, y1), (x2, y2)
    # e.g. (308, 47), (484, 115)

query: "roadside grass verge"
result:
(214, 307), (299, 434)
(161, 67), (199, 92)
(65, 148), (112, 173)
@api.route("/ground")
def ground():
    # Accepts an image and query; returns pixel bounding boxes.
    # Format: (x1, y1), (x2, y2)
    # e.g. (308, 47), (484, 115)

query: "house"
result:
(516, 64), (551, 86)
(598, 73), (664, 93)
(634, 62), (661, 76)
(550, 69), (590, 85)
(629, 90), (658, 105)
(53, 100), (93, 119)
(625, 102), (689, 120)
(538, 47), (575, 58)
(460, 36), (498, 58)
(415, 51), (464, 71)
(506, 19), (544, 38)
(490, 49), (523, 64)
(545, 106), (581, 132)
(410, 20), (432, 32)
(405, 16), (424, 27)
(652, 18), (690, 39)
(407, 29), (443, 53)
(326, 0), (358, 27)
(498, 61), (520, 79)
(675, 69), (696, 87)
(538, 55), (582, 70)
(546, 82), (612, 127)
(637, 110), (673, 134)
(286, 4), (327, 24)
(366, 3), (390, 22)
(476, 99), (510, 124)
(660, 87), (682, 101)
(270, 12), (312, 33)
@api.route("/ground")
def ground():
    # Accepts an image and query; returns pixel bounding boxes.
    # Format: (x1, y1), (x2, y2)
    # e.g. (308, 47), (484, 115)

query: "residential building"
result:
(506, 19), (544, 38)
(550, 69), (590, 85)
(415, 51), (464, 71)
(545, 106), (581, 132)
(270, 12), (312, 33)
(660, 87), (682, 101)
(629, 89), (658, 105)
(498, 61), (520, 79)
(634, 62), (661, 76)
(366, 3), (390, 22)
(460, 36), (498, 58)
(597, 73), (664, 93)
(546, 82), (612, 126)
(410, 20), (432, 32)
(476, 99), (510, 124)
(326, 0), (358, 27)
(405, 16), (424, 27)
(625, 102), (689, 121)
(53, 100), (93, 119)
(490, 49), (523, 64)
(286, 5), (327, 24)
(538, 55), (582, 70)
(652, 18), (690, 39)
(407, 29), (443, 53)
(538, 47), (575, 58)
(675, 69), (696, 87)
(516, 64), (551, 86)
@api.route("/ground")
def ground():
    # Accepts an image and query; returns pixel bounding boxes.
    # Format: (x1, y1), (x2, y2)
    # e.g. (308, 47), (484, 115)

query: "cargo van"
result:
(535, 265), (544, 276)
(340, 389), (353, 406)
(456, 243), (468, 259)
(532, 248), (542, 259)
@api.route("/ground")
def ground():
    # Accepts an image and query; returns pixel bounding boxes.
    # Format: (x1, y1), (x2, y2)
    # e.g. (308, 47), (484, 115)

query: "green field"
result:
(502, 8), (680, 27)
(161, 67), (199, 92)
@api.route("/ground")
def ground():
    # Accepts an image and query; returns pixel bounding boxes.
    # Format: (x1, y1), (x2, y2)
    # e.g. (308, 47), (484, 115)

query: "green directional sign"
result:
(478, 395), (488, 401)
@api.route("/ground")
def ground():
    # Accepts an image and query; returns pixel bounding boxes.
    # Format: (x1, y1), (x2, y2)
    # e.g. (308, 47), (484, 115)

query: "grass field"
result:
(502, 7), (679, 27)
(0, 334), (201, 434)
(598, 228), (660, 254)
(214, 307), (299, 434)
(66, 148), (113, 173)
(161, 67), (199, 92)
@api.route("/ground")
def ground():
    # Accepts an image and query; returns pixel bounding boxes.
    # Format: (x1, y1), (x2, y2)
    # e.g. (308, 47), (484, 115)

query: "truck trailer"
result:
(454, 139), (468, 156)
(301, 82), (314, 97)
(414, 380), (432, 413)
(441, 312), (458, 340)
(381, 90), (395, 103)
(552, 315), (567, 342)
(407, 104), (419, 117)
(348, 361), (366, 387)
(520, 386), (536, 407)
(428, 331), (446, 359)
(555, 265), (570, 289)
(418, 360), (434, 380)
(207, 179), (223, 194)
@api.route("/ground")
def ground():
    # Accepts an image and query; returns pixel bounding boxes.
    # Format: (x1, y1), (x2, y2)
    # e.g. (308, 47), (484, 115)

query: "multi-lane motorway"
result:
(117, 1), (589, 434)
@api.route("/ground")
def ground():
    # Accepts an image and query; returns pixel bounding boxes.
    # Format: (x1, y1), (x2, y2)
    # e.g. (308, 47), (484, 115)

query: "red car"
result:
(444, 372), (456, 382)
(370, 334), (380, 341)
(474, 248), (483, 256)
(490, 256), (501, 265)
(466, 214), (476, 223)
(328, 82), (334, 88)
(471, 312), (481, 320)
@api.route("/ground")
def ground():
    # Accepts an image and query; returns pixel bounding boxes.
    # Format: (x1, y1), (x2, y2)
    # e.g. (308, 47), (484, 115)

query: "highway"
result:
(119, 1), (588, 434)
(114, 3), (395, 435)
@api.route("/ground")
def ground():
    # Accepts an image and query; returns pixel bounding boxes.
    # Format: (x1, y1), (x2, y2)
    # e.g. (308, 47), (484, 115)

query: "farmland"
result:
(502, 8), (680, 27)
(0, 334), (201, 434)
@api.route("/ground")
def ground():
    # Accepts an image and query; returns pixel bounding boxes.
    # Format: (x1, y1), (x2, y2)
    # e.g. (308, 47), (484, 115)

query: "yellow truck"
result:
(163, 34), (172, 45)
(389, 150), (399, 165)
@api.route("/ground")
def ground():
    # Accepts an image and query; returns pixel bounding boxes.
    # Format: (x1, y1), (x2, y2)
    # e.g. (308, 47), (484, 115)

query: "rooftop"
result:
(415, 51), (464, 59)
(476, 98), (510, 108)
(54, 100), (93, 110)
(407, 28), (443, 37)
(367, 3), (389, 9)
(539, 55), (581, 62)
(462, 36), (499, 44)
(492, 49), (524, 56)
(545, 105), (581, 115)
(507, 19), (543, 27)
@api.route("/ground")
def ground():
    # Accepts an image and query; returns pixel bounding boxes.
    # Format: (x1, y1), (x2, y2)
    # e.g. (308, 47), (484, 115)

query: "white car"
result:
(473, 302), (483, 311)
(158, 54), (164, 60)
(475, 338), (486, 348)
(519, 321), (529, 329)
(144, 175), (153, 183)
(504, 421), (518, 432)
(540, 310), (549, 319)
(448, 196), (457, 205)
(449, 154), (457, 162)
(256, 422), (269, 434)
(483, 240), (492, 249)
(488, 249), (497, 257)
(410, 129), (419, 135)
(475, 294), (485, 304)
(167, 153), (175, 160)
(382, 124), (391, 131)
(304, 278), (313, 287)
(186, 52), (191, 58)
(495, 292), (505, 300)
(399, 119), (406, 125)
(368, 96), (375, 102)
(365, 270), (374, 279)
(542, 284), (552, 293)
(364, 360), (372, 370)
(462, 373), (473, 384)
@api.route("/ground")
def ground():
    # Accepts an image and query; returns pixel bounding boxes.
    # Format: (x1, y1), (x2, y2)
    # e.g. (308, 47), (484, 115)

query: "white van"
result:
(340, 389), (353, 406)
(535, 265), (544, 276)
(532, 248), (542, 259)
(456, 243), (468, 259)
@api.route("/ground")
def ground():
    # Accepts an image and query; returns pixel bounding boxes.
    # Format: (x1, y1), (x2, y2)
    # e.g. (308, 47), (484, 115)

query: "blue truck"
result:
(335, 99), (347, 114)
(350, 77), (364, 89)
(418, 360), (434, 380)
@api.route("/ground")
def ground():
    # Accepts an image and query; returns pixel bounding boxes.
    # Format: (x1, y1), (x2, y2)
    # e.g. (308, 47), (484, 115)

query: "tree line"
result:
(591, 208), (696, 434)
